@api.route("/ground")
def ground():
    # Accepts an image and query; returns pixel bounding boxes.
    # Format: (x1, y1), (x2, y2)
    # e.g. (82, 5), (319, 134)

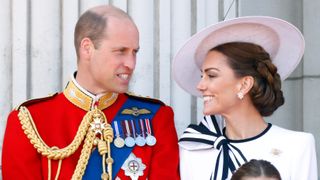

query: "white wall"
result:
(303, 0), (320, 177)
(0, 1), (12, 179)
(0, 0), (318, 178)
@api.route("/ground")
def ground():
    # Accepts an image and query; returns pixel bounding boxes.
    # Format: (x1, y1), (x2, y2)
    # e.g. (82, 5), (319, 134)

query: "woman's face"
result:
(197, 50), (243, 115)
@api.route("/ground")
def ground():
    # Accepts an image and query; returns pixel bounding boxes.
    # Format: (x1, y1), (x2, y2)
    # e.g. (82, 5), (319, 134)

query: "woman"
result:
(231, 159), (281, 180)
(173, 16), (317, 180)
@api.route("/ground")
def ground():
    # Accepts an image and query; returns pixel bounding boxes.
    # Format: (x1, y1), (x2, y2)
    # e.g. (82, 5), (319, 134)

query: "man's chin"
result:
(114, 87), (129, 94)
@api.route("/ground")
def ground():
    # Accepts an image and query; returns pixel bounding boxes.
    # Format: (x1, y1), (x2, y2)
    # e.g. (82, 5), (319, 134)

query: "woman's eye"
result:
(208, 74), (216, 78)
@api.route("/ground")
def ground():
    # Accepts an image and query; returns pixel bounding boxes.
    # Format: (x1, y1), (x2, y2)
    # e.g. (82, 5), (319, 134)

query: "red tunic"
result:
(2, 92), (180, 180)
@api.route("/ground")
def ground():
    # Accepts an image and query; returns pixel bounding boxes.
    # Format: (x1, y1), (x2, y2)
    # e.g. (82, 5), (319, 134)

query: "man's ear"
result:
(238, 76), (254, 95)
(79, 38), (94, 60)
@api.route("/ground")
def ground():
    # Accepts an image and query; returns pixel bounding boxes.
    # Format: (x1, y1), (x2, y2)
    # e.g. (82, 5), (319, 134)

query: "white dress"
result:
(179, 116), (318, 180)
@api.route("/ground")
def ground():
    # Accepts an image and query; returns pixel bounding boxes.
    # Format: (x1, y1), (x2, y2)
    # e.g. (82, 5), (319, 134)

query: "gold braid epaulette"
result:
(72, 126), (95, 179)
(17, 106), (99, 179)
(18, 106), (92, 160)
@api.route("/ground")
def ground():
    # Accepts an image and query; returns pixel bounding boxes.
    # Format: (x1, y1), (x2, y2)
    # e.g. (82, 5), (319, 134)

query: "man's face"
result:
(88, 17), (139, 94)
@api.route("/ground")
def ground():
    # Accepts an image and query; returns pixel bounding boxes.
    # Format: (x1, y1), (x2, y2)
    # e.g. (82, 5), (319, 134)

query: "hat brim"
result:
(172, 16), (305, 97)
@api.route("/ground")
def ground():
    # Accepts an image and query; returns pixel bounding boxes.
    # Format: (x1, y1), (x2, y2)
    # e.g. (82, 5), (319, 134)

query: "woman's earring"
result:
(237, 92), (244, 100)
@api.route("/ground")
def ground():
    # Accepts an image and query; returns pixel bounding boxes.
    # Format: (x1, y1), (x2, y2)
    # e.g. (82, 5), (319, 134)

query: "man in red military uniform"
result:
(2, 5), (179, 180)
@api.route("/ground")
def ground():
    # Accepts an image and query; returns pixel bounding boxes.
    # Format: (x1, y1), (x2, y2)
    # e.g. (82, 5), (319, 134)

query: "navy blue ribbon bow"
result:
(179, 115), (247, 180)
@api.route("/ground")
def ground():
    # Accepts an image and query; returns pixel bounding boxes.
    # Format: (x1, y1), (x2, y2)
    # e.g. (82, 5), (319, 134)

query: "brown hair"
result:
(74, 5), (133, 58)
(211, 42), (284, 116)
(231, 159), (281, 180)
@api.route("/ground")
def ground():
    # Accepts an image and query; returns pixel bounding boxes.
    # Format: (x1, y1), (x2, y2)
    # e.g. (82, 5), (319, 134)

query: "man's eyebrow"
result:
(111, 46), (140, 52)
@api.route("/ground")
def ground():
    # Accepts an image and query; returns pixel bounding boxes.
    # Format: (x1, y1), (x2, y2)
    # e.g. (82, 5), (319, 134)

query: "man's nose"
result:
(124, 55), (136, 70)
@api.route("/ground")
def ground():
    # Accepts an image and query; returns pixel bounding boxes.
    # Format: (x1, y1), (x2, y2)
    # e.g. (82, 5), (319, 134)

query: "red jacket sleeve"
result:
(149, 105), (180, 180)
(2, 110), (43, 180)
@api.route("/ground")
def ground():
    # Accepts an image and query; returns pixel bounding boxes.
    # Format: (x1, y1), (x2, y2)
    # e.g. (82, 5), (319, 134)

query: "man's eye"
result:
(133, 50), (138, 55)
(114, 49), (125, 54)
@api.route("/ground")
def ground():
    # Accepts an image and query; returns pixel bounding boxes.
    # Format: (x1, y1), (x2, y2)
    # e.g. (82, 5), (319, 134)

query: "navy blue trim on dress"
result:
(179, 115), (248, 180)
(223, 123), (272, 143)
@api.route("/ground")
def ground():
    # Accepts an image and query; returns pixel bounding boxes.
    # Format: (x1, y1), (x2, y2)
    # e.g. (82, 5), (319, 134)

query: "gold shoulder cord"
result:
(18, 106), (114, 180)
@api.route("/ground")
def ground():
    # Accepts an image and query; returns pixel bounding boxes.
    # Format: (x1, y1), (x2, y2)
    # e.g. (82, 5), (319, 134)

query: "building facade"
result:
(0, 0), (319, 178)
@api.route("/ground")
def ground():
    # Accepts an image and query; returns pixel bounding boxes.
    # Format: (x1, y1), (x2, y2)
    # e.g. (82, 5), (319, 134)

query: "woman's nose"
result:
(197, 77), (207, 92)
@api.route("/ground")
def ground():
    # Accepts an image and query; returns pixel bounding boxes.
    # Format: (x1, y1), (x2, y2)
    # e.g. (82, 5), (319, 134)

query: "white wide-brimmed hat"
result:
(172, 16), (305, 97)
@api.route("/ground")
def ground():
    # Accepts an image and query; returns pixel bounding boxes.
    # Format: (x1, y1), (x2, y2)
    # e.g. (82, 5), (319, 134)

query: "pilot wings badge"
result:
(121, 107), (151, 117)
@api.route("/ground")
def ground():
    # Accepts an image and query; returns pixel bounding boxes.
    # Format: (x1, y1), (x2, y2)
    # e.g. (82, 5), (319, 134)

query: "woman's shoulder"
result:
(270, 124), (315, 144)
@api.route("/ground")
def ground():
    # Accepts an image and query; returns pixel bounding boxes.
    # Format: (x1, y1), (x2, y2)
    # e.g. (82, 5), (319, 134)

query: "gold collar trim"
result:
(63, 77), (118, 111)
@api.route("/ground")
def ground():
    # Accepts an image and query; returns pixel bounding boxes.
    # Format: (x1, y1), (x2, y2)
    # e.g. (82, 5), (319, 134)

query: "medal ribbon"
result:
(130, 120), (136, 138)
(114, 121), (121, 138)
(145, 118), (152, 135)
(139, 119), (146, 138)
(124, 120), (131, 137)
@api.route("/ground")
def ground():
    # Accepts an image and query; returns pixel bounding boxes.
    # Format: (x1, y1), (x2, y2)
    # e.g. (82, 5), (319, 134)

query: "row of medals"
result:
(113, 119), (156, 148)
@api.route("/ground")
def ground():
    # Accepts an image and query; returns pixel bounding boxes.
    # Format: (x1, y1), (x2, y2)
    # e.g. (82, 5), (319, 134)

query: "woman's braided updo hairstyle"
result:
(211, 42), (284, 116)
